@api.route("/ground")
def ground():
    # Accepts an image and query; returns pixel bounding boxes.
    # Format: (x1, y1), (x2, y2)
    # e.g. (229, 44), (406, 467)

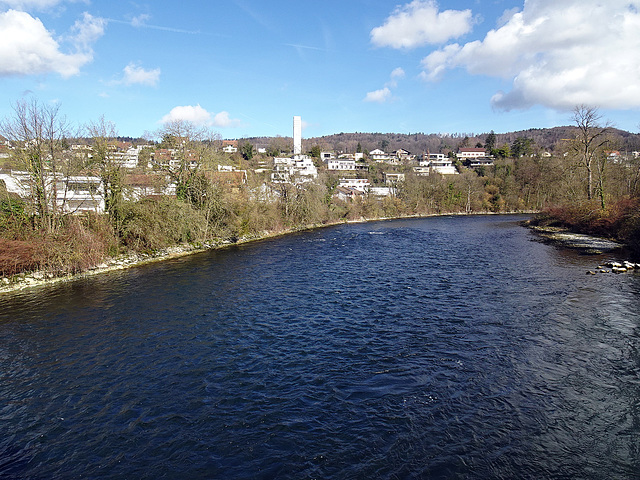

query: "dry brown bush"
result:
(539, 197), (640, 253)
(43, 215), (115, 274)
(0, 239), (39, 276)
(0, 214), (117, 277)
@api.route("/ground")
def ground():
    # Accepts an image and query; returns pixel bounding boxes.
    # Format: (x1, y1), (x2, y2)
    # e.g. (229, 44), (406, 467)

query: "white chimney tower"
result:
(293, 116), (302, 155)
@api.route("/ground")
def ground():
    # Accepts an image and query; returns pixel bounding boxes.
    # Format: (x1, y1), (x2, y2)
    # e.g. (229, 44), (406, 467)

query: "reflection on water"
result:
(1, 215), (639, 479)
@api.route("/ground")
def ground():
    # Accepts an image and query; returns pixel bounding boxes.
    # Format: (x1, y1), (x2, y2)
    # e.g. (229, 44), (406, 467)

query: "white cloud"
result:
(364, 87), (392, 103)
(131, 14), (150, 27)
(371, 0), (473, 49)
(0, 9), (104, 77)
(364, 67), (407, 103)
(386, 67), (406, 88)
(161, 105), (211, 126)
(212, 111), (241, 128)
(497, 7), (520, 28)
(421, 0), (640, 111)
(390, 67), (405, 80)
(69, 12), (105, 50)
(419, 43), (462, 82)
(122, 62), (160, 86)
(160, 105), (241, 128)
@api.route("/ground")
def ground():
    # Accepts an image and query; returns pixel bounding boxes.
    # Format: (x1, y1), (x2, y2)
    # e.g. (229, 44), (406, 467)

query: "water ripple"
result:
(1, 215), (639, 479)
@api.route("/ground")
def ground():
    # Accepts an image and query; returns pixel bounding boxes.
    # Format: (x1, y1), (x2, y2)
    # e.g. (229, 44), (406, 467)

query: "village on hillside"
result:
(0, 115), (638, 216)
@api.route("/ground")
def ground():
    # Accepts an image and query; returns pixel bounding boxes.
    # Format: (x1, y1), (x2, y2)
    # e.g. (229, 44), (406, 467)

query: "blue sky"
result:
(1, 0), (640, 139)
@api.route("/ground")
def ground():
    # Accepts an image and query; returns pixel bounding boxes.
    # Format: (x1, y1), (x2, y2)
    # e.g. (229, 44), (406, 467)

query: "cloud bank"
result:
(418, 0), (640, 110)
(160, 105), (241, 128)
(0, 9), (104, 77)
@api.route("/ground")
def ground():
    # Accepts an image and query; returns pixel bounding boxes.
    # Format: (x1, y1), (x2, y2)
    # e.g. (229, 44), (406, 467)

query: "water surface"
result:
(1, 215), (639, 478)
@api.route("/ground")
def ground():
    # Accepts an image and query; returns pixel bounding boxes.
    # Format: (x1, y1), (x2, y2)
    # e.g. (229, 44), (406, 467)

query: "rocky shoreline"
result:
(526, 224), (640, 275)
(586, 261), (640, 275)
(526, 224), (623, 254)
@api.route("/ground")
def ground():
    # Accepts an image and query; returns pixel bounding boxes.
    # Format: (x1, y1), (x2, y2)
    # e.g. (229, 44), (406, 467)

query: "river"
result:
(1, 214), (639, 479)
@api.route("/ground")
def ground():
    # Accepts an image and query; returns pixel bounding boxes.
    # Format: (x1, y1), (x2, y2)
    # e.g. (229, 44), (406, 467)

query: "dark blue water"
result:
(1, 215), (640, 479)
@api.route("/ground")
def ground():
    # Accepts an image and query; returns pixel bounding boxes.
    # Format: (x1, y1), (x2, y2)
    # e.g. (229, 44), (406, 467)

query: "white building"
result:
(457, 147), (487, 159)
(0, 171), (105, 213)
(222, 145), (237, 153)
(112, 147), (140, 169)
(430, 158), (458, 175)
(419, 152), (458, 175)
(270, 116), (316, 183)
(271, 155), (317, 183)
(384, 173), (405, 184)
(338, 178), (370, 192)
(327, 159), (356, 171)
(294, 155), (317, 178)
(369, 149), (392, 162)
(58, 176), (105, 212)
(369, 186), (394, 197)
(335, 179), (394, 197)
(420, 153), (447, 166)
(0, 171), (30, 197)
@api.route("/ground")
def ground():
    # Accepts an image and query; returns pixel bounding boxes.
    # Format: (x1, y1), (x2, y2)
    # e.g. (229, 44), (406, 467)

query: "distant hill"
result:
(244, 126), (640, 155)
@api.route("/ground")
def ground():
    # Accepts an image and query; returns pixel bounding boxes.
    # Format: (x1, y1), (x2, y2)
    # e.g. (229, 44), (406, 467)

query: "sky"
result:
(1, 0), (640, 140)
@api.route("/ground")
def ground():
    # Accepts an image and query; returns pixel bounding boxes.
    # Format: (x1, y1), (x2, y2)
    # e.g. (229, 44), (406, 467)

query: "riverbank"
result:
(524, 219), (640, 274)
(529, 199), (640, 257)
(0, 228), (291, 294)
(525, 224), (624, 254)
(0, 211), (539, 294)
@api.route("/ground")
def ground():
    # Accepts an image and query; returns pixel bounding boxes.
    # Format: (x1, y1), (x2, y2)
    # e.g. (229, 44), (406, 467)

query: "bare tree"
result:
(0, 98), (72, 232)
(154, 119), (217, 203)
(571, 105), (612, 201)
(87, 116), (121, 224)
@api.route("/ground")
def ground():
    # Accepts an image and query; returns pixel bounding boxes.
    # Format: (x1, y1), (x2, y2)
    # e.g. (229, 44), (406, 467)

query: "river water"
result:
(1, 215), (639, 479)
